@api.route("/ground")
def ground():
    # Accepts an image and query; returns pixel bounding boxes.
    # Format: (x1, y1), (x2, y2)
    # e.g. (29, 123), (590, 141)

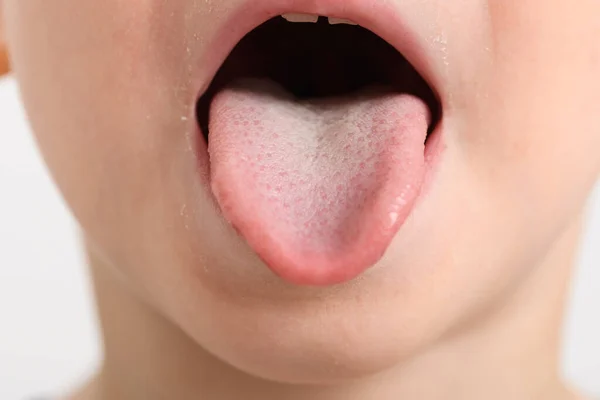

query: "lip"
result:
(188, 0), (447, 285)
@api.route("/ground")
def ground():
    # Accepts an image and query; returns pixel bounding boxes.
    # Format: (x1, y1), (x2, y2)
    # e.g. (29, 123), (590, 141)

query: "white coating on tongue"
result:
(209, 79), (429, 285)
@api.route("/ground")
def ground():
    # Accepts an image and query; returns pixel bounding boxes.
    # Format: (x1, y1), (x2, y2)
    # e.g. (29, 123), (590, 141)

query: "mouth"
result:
(198, 16), (440, 137)
(195, 5), (444, 287)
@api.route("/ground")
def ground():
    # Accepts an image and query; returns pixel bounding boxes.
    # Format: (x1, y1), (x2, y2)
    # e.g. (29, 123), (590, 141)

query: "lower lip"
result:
(422, 119), (446, 204)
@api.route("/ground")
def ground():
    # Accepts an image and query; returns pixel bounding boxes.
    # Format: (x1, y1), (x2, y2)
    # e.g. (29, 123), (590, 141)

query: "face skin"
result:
(2, 1), (599, 399)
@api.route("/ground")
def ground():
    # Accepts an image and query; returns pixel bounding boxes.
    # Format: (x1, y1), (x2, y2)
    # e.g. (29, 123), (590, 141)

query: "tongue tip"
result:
(274, 266), (367, 287)
(236, 217), (398, 287)
(256, 243), (384, 287)
(211, 174), (394, 287)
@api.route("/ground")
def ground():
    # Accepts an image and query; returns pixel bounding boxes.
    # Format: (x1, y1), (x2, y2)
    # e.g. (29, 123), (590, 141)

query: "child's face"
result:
(4, 0), (600, 383)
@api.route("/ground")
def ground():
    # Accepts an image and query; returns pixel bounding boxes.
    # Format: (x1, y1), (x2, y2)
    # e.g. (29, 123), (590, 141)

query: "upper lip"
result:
(191, 0), (443, 106)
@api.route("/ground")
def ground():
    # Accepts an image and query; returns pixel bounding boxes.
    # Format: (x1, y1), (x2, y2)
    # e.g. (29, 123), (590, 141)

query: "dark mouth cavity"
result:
(196, 16), (441, 141)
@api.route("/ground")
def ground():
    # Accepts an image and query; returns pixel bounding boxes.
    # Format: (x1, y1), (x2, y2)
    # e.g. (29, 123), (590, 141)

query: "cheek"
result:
(459, 0), (600, 236)
(4, 0), (195, 251)
(394, 0), (600, 337)
(3, 2), (241, 333)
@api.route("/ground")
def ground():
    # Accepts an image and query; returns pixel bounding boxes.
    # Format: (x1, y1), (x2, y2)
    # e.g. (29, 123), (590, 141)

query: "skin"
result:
(1, 1), (598, 399)
(0, 5), (8, 75)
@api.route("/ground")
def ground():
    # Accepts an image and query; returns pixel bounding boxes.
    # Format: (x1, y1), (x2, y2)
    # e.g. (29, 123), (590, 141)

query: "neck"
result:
(84, 218), (582, 400)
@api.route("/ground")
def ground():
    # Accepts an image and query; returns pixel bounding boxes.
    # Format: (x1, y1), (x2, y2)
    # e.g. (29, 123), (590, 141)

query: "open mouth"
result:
(196, 13), (442, 287)
(197, 16), (440, 139)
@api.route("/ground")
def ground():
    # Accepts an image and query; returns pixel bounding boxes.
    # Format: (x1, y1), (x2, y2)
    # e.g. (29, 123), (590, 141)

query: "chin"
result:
(187, 296), (425, 385)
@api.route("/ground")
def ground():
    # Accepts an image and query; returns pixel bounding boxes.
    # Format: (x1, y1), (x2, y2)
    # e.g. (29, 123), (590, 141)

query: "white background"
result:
(0, 75), (598, 399)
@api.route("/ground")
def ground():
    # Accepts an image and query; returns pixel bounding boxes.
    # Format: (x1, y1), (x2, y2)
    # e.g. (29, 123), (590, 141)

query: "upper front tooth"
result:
(282, 13), (319, 23)
(328, 17), (358, 25)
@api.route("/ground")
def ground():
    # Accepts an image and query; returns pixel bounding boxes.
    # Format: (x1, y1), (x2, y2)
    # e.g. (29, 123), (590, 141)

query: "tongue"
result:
(208, 79), (430, 286)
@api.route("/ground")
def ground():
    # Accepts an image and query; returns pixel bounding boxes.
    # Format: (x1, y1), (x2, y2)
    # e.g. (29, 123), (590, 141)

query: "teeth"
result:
(281, 13), (319, 23)
(327, 17), (358, 25)
(280, 14), (358, 25)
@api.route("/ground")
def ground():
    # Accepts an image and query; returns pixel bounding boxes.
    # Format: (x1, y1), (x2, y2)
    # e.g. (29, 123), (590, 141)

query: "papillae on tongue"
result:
(208, 79), (429, 286)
